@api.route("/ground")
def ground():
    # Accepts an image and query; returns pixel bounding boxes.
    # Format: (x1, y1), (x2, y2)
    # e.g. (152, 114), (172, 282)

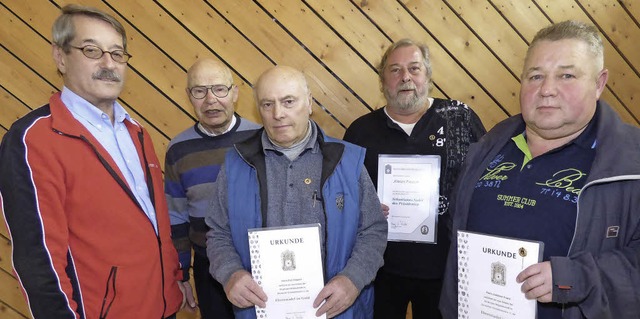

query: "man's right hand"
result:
(224, 270), (268, 308)
(381, 203), (390, 219)
(177, 280), (197, 312)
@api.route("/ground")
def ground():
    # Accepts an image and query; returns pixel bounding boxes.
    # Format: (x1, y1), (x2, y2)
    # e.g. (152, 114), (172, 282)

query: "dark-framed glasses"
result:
(189, 84), (234, 99)
(70, 45), (132, 63)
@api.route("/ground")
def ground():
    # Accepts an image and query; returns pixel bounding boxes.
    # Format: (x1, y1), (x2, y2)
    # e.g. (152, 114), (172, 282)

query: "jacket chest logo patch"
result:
(606, 226), (620, 238)
(336, 194), (344, 211)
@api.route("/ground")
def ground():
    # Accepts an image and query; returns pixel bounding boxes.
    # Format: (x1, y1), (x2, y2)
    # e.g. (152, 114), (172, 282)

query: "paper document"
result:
(457, 230), (544, 319)
(377, 154), (441, 243)
(248, 224), (326, 319)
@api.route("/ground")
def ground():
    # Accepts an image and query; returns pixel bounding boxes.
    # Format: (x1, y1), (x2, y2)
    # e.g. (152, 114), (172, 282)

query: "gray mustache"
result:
(398, 84), (415, 91)
(92, 69), (121, 82)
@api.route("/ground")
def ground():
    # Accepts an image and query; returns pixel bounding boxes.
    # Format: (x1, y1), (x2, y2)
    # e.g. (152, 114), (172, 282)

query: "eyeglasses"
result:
(188, 85), (234, 99)
(70, 45), (132, 63)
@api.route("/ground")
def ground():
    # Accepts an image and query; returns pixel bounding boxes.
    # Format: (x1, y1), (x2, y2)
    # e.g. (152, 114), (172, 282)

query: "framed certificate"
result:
(457, 230), (544, 319)
(377, 154), (441, 243)
(248, 224), (326, 319)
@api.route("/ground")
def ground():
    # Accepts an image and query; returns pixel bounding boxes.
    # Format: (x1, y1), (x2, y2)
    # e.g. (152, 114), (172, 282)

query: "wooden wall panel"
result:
(535, 0), (640, 123)
(0, 270), (29, 319)
(106, 0), (261, 125)
(353, 0), (510, 127)
(490, 0), (638, 124)
(1, 235), (15, 278)
(0, 300), (28, 319)
(1, 1), (639, 318)
(0, 88), (30, 134)
(446, 0), (528, 74)
(0, 221), (29, 318)
(258, 0), (384, 112)
(403, 0), (522, 114)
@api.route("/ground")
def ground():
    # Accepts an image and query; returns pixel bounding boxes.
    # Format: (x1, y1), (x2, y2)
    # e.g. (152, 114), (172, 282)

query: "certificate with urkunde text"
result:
(377, 154), (441, 243)
(248, 224), (326, 319)
(457, 230), (544, 319)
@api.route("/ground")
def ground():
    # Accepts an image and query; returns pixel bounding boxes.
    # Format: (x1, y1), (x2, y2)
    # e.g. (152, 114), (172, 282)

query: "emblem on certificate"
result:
(248, 224), (326, 319)
(490, 262), (506, 286)
(377, 154), (441, 243)
(281, 250), (296, 271)
(457, 231), (544, 319)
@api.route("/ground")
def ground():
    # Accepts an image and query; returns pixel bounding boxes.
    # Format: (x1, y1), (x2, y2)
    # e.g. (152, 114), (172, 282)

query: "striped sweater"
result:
(164, 114), (260, 278)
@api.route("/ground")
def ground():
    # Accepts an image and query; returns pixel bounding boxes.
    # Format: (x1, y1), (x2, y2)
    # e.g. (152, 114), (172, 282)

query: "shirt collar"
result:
(60, 86), (131, 127)
(572, 111), (598, 150)
(197, 114), (237, 137)
(511, 112), (598, 166)
(261, 120), (318, 154)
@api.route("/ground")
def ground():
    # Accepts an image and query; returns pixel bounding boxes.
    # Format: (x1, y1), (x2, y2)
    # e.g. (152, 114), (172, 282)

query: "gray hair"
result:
(52, 4), (127, 52)
(527, 20), (604, 71)
(378, 38), (433, 92)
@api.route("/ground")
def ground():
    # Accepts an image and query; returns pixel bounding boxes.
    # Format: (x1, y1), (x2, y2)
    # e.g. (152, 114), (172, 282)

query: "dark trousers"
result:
(193, 252), (235, 319)
(373, 269), (443, 319)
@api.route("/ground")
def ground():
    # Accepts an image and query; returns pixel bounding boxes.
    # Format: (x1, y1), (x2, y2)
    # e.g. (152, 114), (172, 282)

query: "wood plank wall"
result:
(1, 1), (639, 318)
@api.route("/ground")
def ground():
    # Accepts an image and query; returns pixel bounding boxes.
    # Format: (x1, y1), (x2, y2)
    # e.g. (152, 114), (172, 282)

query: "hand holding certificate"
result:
(377, 154), (441, 243)
(457, 231), (544, 319)
(248, 224), (326, 319)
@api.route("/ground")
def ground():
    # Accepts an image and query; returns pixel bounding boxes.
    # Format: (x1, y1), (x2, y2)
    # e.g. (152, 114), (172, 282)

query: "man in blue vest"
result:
(205, 65), (388, 319)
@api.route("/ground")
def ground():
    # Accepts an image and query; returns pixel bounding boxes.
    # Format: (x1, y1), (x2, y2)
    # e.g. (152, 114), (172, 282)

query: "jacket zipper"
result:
(53, 128), (169, 318)
(99, 266), (118, 319)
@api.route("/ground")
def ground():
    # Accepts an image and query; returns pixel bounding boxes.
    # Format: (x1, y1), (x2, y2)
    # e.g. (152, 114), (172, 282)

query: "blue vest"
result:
(225, 134), (374, 319)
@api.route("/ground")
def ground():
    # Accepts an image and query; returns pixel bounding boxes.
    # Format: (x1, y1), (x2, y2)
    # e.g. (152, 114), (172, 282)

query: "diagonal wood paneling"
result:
(535, 0), (639, 123)
(353, 0), (511, 127)
(2, 1), (639, 318)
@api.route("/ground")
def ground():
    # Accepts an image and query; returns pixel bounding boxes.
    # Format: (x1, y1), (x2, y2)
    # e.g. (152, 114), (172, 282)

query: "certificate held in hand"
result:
(248, 224), (326, 319)
(377, 154), (441, 243)
(457, 230), (544, 319)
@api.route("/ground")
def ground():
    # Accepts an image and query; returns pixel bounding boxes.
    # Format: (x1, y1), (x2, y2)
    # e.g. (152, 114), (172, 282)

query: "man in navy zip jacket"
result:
(440, 20), (640, 319)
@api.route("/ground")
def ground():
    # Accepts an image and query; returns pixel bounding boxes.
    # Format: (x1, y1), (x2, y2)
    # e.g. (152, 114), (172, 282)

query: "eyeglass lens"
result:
(190, 85), (231, 99)
(74, 45), (130, 63)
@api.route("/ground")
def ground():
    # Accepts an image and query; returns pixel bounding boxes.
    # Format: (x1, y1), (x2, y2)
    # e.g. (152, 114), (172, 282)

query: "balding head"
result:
(185, 58), (238, 135)
(187, 58), (233, 88)
(253, 66), (313, 148)
(254, 65), (310, 100)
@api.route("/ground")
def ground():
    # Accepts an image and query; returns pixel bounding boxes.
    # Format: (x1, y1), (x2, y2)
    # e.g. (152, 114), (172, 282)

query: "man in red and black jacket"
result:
(0, 4), (189, 318)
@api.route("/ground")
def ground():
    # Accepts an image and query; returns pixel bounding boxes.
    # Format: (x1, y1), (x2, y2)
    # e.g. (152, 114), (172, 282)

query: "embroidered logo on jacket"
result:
(606, 226), (620, 238)
(336, 194), (344, 211)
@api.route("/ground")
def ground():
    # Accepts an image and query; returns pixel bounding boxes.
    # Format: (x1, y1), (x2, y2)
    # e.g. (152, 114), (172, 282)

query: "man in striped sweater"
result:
(164, 58), (260, 318)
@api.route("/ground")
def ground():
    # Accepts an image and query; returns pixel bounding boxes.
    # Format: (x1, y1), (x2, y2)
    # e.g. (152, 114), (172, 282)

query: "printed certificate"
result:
(377, 154), (441, 243)
(248, 224), (326, 319)
(457, 230), (544, 319)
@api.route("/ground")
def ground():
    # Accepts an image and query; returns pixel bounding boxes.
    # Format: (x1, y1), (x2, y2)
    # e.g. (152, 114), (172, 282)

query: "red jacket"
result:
(0, 93), (182, 318)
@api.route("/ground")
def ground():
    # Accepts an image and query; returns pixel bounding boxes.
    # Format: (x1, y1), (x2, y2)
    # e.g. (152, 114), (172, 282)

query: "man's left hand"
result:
(313, 275), (358, 318)
(177, 280), (198, 312)
(381, 203), (390, 219)
(516, 261), (553, 303)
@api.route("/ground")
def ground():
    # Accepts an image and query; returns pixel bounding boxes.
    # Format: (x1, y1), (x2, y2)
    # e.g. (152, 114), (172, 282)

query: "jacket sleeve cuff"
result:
(178, 251), (192, 282)
(219, 264), (246, 286)
(550, 256), (582, 304)
(338, 268), (367, 292)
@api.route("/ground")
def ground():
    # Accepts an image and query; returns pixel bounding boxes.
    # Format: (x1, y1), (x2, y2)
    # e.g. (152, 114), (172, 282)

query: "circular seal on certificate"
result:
(519, 247), (527, 257)
(420, 225), (429, 235)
